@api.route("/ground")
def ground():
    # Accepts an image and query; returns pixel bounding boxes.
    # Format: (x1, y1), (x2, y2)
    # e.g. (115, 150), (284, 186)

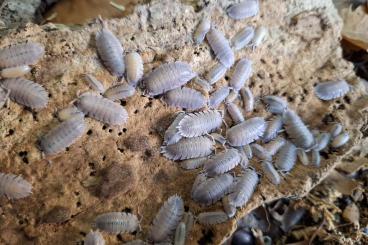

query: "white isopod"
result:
(193, 77), (212, 92)
(209, 133), (227, 145)
(179, 157), (208, 170)
(1, 65), (31, 78)
(251, 26), (268, 49)
(263, 95), (288, 114)
(231, 26), (255, 51)
(84, 74), (105, 94)
(311, 150), (321, 167)
(174, 222), (186, 245)
(197, 211), (229, 225)
(206, 62), (227, 85)
(228, 168), (258, 208)
(125, 51), (143, 87)
(240, 87), (254, 113)
(94, 212), (139, 234)
(329, 123), (343, 138)
(209, 86), (230, 108)
(203, 148), (241, 177)
(0, 172), (32, 199)
(263, 116), (283, 142)
(193, 16), (211, 44)
(57, 105), (84, 121)
(227, 0), (259, 20)
(222, 196), (237, 218)
(164, 112), (185, 145)
(225, 90), (239, 104)
(103, 82), (135, 101)
(331, 132), (349, 148)
(314, 80), (350, 101)
(226, 117), (266, 146)
(261, 160), (281, 185)
(250, 143), (272, 161)
(274, 141), (297, 172)
(206, 27), (235, 68)
(313, 132), (331, 151)
(229, 58), (252, 91)
(164, 87), (206, 110)
(226, 102), (245, 124)
(85, 230), (105, 245)
(282, 110), (314, 149)
(297, 148), (309, 166)
(0, 42), (45, 68)
(264, 136), (286, 156)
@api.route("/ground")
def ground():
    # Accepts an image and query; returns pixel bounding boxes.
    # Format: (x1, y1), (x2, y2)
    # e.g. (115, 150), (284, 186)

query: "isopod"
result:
(197, 211), (229, 225)
(251, 26), (268, 49)
(264, 136), (286, 156)
(85, 230), (105, 245)
(178, 110), (223, 138)
(125, 51), (143, 87)
(193, 16), (211, 44)
(250, 143), (272, 161)
(206, 27), (235, 68)
(0, 42), (45, 68)
(57, 105), (84, 121)
(231, 26), (255, 51)
(229, 58), (252, 91)
(314, 80), (350, 100)
(282, 110), (314, 149)
(261, 160), (280, 185)
(94, 212), (139, 234)
(1, 78), (48, 109)
(209, 86), (230, 108)
(263, 116), (283, 142)
(39, 116), (86, 155)
(228, 168), (258, 208)
(179, 157), (208, 170)
(1, 65), (31, 78)
(222, 196), (236, 218)
(164, 112), (185, 145)
(274, 141), (297, 172)
(240, 86), (254, 113)
(103, 82), (135, 101)
(161, 136), (214, 160)
(311, 150), (321, 167)
(75, 93), (128, 125)
(0, 172), (32, 199)
(313, 132), (331, 151)
(183, 212), (194, 238)
(123, 240), (147, 245)
(263, 95), (288, 114)
(225, 90), (238, 103)
(297, 148), (309, 166)
(164, 87), (206, 110)
(0, 86), (9, 108)
(95, 20), (125, 77)
(227, 0), (259, 20)
(241, 144), (253, 159)
(329, 123), (343, 138)
(84, 74), (105, 93)
(144, 62), (196, 96)
(204, 148), (241, 177)
(209, 133), (227, 145)
(206, 62), (227, 85)
(174, 222), (186, 245)
(193, 77), (212, 92)
(226, 102), (245, 124)
(226, 117), (266, 146)
(150, 195), (184, 242)
(192, 173), (233, 205)
(331, 132), (349, 148)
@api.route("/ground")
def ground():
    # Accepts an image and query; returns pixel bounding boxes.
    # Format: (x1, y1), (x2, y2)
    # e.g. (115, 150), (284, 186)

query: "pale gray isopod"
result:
(179, 157), (208, 170)
(282, 110), (314, 149)
(144, 62), (196, 96)
(331, 132), (349, 148)
(95, 20), (125, 77)
(240, 87), (254, 113)
(231, 26), (255, 51)
(329, 123), (343, 138)
(263, 95), (288, 114)
(192, 173), (233, 205)
(103, 82), (135, 101)
(225, 90), (239, 103)
(39, 116), (86, 155)
(183, 212), (194, 238)
(1, 65), (31, 78)
(178, 110), (223, 138)
(75, 93), (128, 125)
(314, 80), (350, 100)
(251, 26), (268, 49)
(297, 148), (309, 166)
(264, 136), (285, 156)
(161, 136), (214, 160)
(226, 102), (245, 124)
(125, 52), (143, 87)
(206, 62), (227, 85)
(206, 27), (235, 68)
(226, 117), (266, 146)
(1, 78), (48, 109)
(164, 87), (206, 110)
(94, 212), (139, 234)
(229, 58), (252, 91)
(85, 230), (105, 245)
(209, 86), (230, 108)
(193, 77), (212, 92)
(227, 0), (259, 20)
(193, 16), (211, 44)
(197, 211), (229, 225)
(262, 160), (281, 185)
(222, 196), (236, 218)
(0, 86), (9, 108)
(0, 172), (32, 199)
(314, 132), (331, 151)
(0, 42), (44, 68)
(250, 143), (272, 161)
(263, 116), (283, 142)
(150, 195), (184, 242)
(228, 168), (258, 208)
(311, 150), (321, 167)
(174, 222), (186, 245)
(204, 148), (241, 177)
(241, 144), (253, 159)
(84, 74), (105, 93)
(191, 173), (208, 196)
(209, 133), (227, 145)
(274, 141), (297, 172)
(164, 112), (185, 145)
(57, 105), (84, 121)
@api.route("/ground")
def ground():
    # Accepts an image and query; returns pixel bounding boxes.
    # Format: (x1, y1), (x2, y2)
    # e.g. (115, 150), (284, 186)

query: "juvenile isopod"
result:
(85, 230), (105, 245)
(206, 62), (227, 85)
(250, 144), (272, 161)
(103, 82), (135, 101)
(282, 110), (314, 149)
(313, 132), (331, 151)
(231, 26), (255, 51)
(95, 19), (125, 77)
(314, 80), (350, 100)
(1, 65), (31, 78)
(94, 212), (139, 234)
(262, 160), (280, 185)
(228, 168), (258, 208)
(226, 102), (245, 124)
(297, 148), (309, 166)
(174, 222), (186, 245)
(331, 132), (349, 148)
(179, 157), (208, 170)
(193, 77), (212, 92)
(206, 27), (235, 68)
(227, 0), (259, 20)
(193, 16), (211, 44)
(311, 150), (321, 167)
(144, 62), (196, 96)
(39, 116), (86, 156)
(164, 112), (185, 145)
(229, 58), (252, 91)
(161, 136), (214, 160)
(264, 136), (286, 156)
(250, 26), (268, 49)
(263, 95), (288, 114)
(226, 117), (266, 146)
(1, 78), (48, 109)
(178, 110), (223, 138)
(329, 123), (343, 138)
(209, 86), (230, 108)
(222, 196), (236, 218)
(75, 93), (128, 125)
(164, 87), (206, 110)
(183, 212), (194, 238)
(0, 42), (45, 68)
(84, 74), (105, 93)
(125, 52), (143, 87)
(263, 116), (283, 142)
(57, 105), (84, 121)
(192, 173), (233, 205)
(197, 211), (229, 225)
(209, 133), (227, 145)
(203, 148), (241, 177)
(0, 172), (32, 199)
(0, 86), (9, 108)
(150, 195), (184, 242)
(274, 141), (297, 172)
(240, 86), (254, 113)
(225, 90), (238, 103)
